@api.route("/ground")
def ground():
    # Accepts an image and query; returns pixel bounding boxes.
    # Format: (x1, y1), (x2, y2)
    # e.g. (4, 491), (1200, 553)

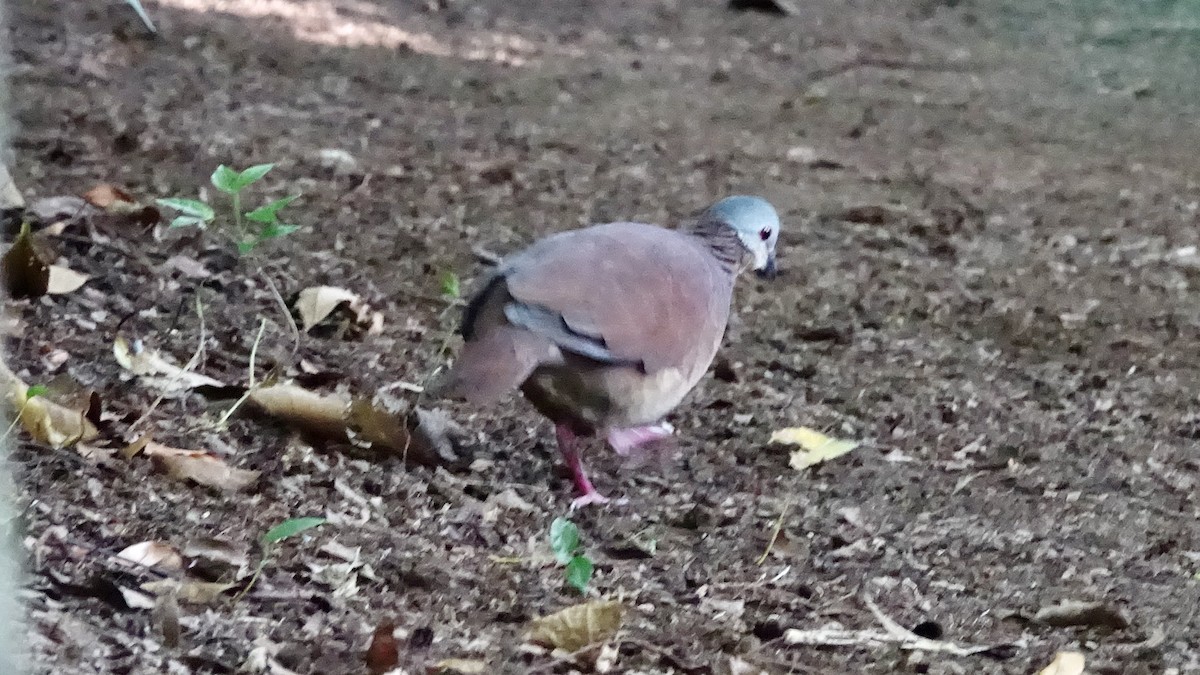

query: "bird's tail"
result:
(430, 325), (557, 405)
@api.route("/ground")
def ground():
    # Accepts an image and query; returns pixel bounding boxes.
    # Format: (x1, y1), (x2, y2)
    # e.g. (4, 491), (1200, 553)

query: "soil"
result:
(6, 0), (1200, 673)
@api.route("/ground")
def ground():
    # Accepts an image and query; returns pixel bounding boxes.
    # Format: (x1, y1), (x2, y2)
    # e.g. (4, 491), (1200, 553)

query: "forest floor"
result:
(6, 0), (1200, 673)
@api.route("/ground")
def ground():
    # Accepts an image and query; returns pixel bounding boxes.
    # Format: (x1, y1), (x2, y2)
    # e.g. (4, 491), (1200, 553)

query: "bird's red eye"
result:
(759, 227), (771, 241)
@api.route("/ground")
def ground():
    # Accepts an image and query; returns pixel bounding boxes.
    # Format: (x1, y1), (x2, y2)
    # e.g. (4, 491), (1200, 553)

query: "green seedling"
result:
(550, 517), (594, 594)
(440, 270), (461, 300)
(157, 163), (300, 255)
(237, 516), (327, 601)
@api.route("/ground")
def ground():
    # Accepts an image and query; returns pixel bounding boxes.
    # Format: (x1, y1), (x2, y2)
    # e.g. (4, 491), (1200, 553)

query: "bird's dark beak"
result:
(755, 254), (777, 280)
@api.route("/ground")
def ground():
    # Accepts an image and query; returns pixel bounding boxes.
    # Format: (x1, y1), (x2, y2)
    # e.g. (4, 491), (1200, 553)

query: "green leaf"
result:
(155, 198), (214, 221)
(24, 385), (47, 400)
(168, 215), (207, 229)
(244, 194), (299, 224)
(565, 555), (593, 593)
(236, 239), (257, 255)
(549, 517), (579, 564)
(211, 165), (241, 194)
(237, 163), (274, 188)
(259, 223), (299, 239)
(440, 270), (461, 299)
(262, 517), (326, 545)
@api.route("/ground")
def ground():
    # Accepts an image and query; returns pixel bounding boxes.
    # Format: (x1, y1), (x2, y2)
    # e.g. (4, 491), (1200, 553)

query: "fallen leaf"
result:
(117, 541), (184, 571)
(770, 426), (859, 470)
(364, 621), (399, 675)
(0, 360), (98, 448)
(118, 586), (156, 610)
(294, 286), (383, 335)
(528, 601), (624, 652)
(143, 442), (260, 491)
(182, 537), (249, 568)
(2, 220), (49, 298)
(432, 659), (487, 674)
(142, 578), (234, 605)
(83, 184), (137, 209)
(46, 265), (89, 294)
(1038, 651), (1085, 675)
(0, 163), (24, 210)
(113, 336), (223, 391)
(82, 183), (159, 225)
(1034, 600), (1129, 630)
(247, 383), (465, 467)
(247, 383), (351, 438)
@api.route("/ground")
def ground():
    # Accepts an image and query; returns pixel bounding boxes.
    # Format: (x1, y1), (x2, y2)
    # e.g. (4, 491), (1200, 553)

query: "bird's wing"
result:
(499, 222), (732, 374)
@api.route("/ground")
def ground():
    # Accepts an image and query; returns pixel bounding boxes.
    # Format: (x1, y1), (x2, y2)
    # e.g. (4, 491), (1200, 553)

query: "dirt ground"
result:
(6, 0), (1200, 673)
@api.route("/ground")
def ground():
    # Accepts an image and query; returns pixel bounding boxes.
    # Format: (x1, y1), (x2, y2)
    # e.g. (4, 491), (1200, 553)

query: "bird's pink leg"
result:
(606, 421), (676, 458)
(556, 424), (611, 510)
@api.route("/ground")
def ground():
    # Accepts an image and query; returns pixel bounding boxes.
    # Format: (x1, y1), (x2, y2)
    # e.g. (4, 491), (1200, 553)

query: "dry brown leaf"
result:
(120, 433), (152, 459)
(364, 621), (399, 675)
(113, 336), (223, 391)
(295, 286), (360, 331)
(142, 578), (235, 605)
(528, 601), (623, 652)
(117, 541), (184, 571)
(182, 538), (249, 568)
(143, 442), (260, 491)
(0, 360), (98, 448)
(247, 383), (351, 438)
(1038, 651), (1085, 675)
(294, 286), (383, 335)
(46, 265), (89, 294)
(83, 184), (137, 209)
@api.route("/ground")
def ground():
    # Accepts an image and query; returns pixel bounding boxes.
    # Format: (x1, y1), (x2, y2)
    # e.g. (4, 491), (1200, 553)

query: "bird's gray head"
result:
(701, 195), (781, 279)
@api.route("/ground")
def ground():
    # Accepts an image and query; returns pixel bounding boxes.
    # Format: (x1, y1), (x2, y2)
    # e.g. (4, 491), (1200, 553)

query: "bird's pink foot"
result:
(557, 424), (623, 509)
(607, 422), (677, 463)
(569, 491), (612, 511)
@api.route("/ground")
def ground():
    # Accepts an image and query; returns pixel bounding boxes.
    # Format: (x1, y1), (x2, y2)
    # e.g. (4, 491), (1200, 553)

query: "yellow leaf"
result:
(528, 601), (623, 652)
(1038, 651), (1085, 675)
(0, 360), (98, 448)
(770, 426), (859, 470)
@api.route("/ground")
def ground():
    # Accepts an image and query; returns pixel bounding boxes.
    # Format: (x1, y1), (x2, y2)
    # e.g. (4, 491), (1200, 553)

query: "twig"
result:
(256, 265), (300, 357)
(127, 295), (209, 433)
(756, 499), (791, 565)
(215, 317), (267, 428)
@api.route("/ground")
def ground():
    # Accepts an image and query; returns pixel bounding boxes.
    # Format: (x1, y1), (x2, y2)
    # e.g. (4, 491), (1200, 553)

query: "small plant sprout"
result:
(156, 163), (300, 255)
(549, 517), (594, 594)
(439, 270), (462, 300)
(237, 516), (327, 601)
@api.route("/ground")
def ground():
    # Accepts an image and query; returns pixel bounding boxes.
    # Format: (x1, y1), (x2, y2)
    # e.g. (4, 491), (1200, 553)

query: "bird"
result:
(438, 196), (781, 508)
